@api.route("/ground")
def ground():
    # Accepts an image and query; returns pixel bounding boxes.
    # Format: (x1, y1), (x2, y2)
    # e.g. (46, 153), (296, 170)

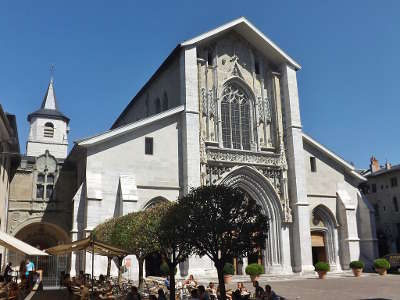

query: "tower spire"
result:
(41, 74), (58, 110)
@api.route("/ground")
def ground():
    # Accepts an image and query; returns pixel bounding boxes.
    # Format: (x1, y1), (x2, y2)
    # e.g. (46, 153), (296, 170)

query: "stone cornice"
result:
(205, 147), (283, 167)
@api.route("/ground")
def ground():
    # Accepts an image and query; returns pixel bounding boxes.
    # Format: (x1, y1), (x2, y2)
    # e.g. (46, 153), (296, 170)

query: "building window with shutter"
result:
(391, 177), (398, 187)
(145, 137), (153, 155)
(43, 122), (54, 138)
(310, 157), (317, 172)
(394, 197), (399, 212)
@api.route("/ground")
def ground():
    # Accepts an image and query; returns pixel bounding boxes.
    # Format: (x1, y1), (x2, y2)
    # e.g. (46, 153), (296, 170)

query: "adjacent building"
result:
(67, 17), (378, 279)
(7, 79), (75, 285)
(360, 157), (400, 256)
(0, 104), (20, 264)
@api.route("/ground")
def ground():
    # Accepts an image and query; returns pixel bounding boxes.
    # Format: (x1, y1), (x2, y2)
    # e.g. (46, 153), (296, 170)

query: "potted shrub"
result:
(314, 261), (330, 279)
(374, 258), (390, 275)
(349, 260), (364, 277)
(245, 263), (264, 282)
(223, 263), (234, 284)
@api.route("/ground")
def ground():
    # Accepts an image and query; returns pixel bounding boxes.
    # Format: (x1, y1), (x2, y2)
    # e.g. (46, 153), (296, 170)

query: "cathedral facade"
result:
(68, 18), (378, 278)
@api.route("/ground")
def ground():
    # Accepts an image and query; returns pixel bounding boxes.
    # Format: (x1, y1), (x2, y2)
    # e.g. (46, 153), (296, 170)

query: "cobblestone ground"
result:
(31, 273), (400, 300)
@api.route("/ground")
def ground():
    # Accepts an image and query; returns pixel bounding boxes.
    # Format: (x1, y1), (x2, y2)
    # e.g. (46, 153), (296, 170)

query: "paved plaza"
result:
(30, 273), (400, 300)
(249, 275), (400, 299)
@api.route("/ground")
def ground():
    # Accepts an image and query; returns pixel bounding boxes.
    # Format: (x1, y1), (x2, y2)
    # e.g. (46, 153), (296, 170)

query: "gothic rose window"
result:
(221, 83), (252, 150)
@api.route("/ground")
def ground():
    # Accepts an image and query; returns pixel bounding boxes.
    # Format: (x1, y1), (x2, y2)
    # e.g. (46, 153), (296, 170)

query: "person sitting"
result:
(235, 282), (249, 300)
(125, 286), (142, 300)
(164, 275), (170, 290)
(99, 274), (105, 283)
(237, 283), (248, 293)
(184, 274), (197, 287)
(3, 262), (12, 283)
(158, 288), (167, 300)
(190, 289), (200, 300)
(80, 284), (90, 300)
(252, 281), (264, 300)
(207, 282), (217, 300)
(263, 285), (278, 300)
(198, 285), (210, 300)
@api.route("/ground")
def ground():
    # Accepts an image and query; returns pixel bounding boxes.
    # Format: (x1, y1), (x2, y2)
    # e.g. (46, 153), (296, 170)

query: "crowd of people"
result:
(0, 259), (40, 300)
(0, 261), (281, 300)
(160, 274), (280, 300)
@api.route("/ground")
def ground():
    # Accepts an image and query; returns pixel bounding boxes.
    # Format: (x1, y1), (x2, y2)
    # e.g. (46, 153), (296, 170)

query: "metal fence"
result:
(8, 251), (70, 287)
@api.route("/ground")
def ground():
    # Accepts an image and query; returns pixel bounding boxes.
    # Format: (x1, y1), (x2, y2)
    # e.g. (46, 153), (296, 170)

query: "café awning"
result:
(45, 237), (127, 258)
(0, 230), (48, 256)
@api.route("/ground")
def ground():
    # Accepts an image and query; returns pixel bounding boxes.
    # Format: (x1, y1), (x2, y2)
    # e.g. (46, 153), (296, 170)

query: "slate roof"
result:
(27, 78), (69, 123)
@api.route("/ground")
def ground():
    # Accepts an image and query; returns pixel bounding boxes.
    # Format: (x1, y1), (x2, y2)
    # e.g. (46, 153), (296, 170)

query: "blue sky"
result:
(0, 1), (399, 168)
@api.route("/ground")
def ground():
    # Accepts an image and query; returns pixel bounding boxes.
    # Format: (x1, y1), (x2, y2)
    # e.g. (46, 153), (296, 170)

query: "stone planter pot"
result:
(224, 275), (232, 284)
(317, 271), (327, 279)
(352, 268), (363, 277)
(250, 275), (259, 282)
(375, 268), (387, 275)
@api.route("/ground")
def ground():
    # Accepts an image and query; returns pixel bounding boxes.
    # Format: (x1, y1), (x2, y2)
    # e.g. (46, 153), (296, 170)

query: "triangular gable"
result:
(77, 105), (184, 147)
(181, 17), (301, 70)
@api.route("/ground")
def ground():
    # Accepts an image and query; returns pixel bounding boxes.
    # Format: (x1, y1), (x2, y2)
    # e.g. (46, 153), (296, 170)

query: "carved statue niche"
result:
(199, 45), (218, 143)
(257, 92), (272, 148)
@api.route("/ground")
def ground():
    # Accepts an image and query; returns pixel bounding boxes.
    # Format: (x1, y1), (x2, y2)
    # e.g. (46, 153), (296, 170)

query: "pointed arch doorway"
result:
(311, 231), (327, 264)
(310, 205), (341, 270)
(219, 166), (287, 274)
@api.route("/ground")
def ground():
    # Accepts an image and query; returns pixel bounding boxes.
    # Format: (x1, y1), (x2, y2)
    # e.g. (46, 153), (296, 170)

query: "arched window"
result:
(221, 83), (252, 150)
(162, 92), (168, 111)
(43, 122), (54, 138)
(155, 98), (161, 114)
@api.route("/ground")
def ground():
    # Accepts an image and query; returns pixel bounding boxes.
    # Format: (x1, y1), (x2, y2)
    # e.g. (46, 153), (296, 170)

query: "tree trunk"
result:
(106, 257), (112, 278)
(216, 262), (226, 300)
(169, 262), (176, 300)
(117, 257), (123, 286)
(138, 257), (144, 288)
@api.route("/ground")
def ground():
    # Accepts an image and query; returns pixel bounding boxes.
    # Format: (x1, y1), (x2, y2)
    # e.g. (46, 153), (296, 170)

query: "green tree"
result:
(158, 202), (193, 300)
(93, 206), (166, 286)
(93, 216), (122, 277)
(179, 185), (269, 300)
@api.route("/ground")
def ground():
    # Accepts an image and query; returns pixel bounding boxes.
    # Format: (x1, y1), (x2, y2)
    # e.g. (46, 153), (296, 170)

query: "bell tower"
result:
(26, 77), (70, 159)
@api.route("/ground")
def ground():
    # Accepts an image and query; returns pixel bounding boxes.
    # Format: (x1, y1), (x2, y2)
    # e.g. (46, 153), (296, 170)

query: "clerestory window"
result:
(221, 83), (252, 150)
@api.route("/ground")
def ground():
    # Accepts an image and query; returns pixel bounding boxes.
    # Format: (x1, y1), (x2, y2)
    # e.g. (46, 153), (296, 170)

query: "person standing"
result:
(3, 262), (12, 283)
(25, 259), (35, 277)
(19, 260), (26, 280)
(253, 281), (264, 300)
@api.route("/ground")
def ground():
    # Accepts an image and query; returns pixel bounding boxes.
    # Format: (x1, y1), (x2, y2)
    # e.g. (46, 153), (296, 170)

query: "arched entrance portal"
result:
(14, 222), (69, 250)
(219, 166), (286, 274)
(310, 205), (340, 270)
(10, 222), (70, 287)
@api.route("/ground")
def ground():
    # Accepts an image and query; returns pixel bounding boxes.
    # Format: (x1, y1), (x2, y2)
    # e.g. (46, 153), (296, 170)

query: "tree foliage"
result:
(93, 204), (170, 286)
(178, 185), (269, 300)
(158, 202), (194, 300)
